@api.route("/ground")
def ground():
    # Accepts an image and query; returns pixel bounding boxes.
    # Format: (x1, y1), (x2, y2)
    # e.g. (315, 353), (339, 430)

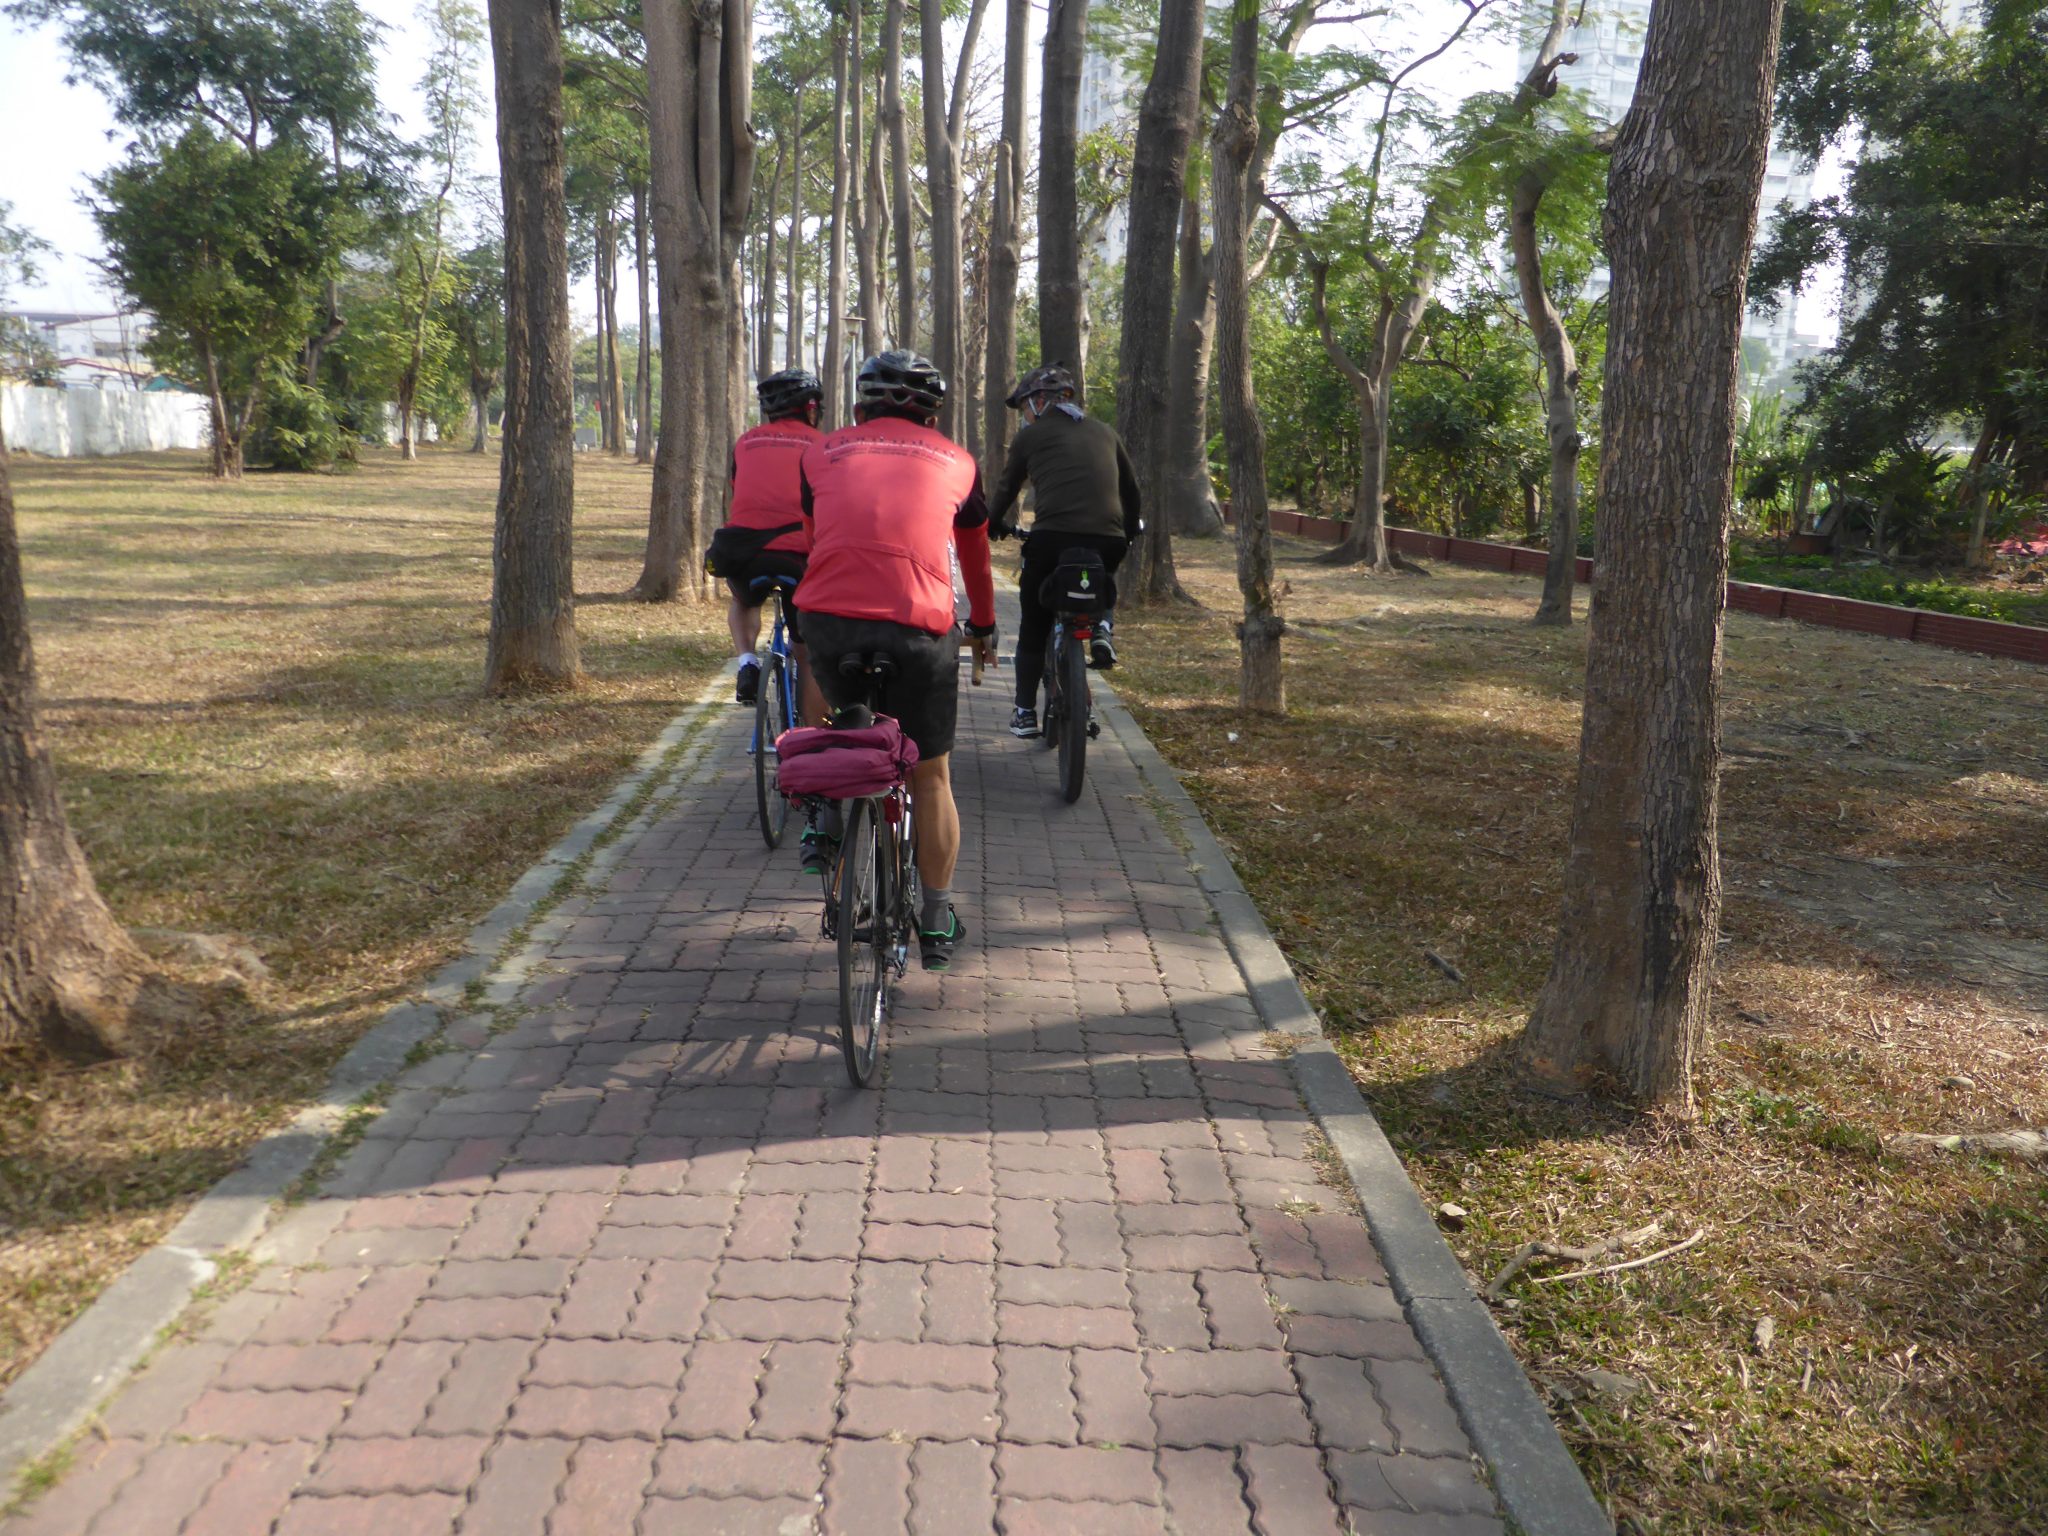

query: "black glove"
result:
(990, 517), (1017, 542)
(966, 620), (998, 639)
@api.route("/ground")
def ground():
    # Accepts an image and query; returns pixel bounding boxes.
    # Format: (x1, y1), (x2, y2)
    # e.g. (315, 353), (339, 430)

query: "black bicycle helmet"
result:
(1005, 362), (1077, 409)
(855, 349), (947, 416)
(757, 367), (823, 420)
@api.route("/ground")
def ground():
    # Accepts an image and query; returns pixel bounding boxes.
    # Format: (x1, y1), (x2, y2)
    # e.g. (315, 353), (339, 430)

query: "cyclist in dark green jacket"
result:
(990, 364), (1141, 738)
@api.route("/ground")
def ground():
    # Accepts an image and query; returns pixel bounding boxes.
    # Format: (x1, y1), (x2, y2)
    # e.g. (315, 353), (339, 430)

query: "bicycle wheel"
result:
(1057, 624), (1089, 804)
(1040, 629), (1062, 752)
(755, 653), (793, 849)
(835, 798), (888, 1087)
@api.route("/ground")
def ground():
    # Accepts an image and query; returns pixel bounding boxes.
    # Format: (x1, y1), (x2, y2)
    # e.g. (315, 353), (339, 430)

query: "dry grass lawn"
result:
(1115, 537), (2048, 1536)
(1, 446), (725, 1390)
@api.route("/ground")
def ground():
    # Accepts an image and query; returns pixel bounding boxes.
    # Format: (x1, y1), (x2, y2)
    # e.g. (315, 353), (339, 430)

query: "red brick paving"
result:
(5, 681), (1503, 1534)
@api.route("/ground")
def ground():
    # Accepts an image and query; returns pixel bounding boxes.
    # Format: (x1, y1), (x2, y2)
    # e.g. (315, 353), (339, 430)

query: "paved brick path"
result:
(6, 673), (1504, 1535)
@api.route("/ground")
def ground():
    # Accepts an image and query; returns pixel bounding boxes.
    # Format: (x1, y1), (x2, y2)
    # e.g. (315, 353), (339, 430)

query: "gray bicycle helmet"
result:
(757, 367), (823, 420)
(1005, 362), (1077, 409)
(855, 349), (947, 416)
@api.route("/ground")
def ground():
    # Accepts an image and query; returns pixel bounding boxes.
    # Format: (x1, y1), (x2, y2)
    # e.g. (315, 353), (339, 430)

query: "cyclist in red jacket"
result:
(797, 350), (998, 972)
(721, 369), (823, 707)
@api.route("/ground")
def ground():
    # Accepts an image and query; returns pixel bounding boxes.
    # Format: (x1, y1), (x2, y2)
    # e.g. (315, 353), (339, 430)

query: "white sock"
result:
(738, 651), (758, 669)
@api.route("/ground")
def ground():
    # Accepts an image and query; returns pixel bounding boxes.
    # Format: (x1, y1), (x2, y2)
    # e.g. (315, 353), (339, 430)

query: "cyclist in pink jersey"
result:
(796, 350), (997, 972)
(718, 369), (823, 706)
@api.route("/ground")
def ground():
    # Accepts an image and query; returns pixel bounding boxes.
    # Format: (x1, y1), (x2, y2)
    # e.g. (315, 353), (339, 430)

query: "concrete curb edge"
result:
(1094, 682), (1613, 1536)
(0, 666), (738, 1493)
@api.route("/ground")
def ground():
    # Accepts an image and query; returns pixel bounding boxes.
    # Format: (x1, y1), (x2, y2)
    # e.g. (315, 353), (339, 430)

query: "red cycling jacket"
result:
(728, 419), (822, 554)
(796, 417), (997, 636)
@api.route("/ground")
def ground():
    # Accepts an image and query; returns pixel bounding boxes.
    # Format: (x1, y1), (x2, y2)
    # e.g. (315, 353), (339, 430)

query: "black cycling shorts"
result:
(802, 611), (960, 760)
(726, 550), (807, 641)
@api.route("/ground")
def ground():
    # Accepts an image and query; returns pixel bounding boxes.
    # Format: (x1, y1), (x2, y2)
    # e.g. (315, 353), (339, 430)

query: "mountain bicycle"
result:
(1039, 558), (1107, 806)
(749, 574), (801, 849)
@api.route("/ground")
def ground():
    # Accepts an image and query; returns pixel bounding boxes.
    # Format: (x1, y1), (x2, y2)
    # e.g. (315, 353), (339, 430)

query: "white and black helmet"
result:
(855, 349), (946, 415)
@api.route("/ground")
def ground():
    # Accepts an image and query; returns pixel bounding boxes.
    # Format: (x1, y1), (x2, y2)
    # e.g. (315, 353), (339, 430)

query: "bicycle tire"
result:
(835, 797), (887, 1087)
(1057, 624), (1088, 803)
(755, 652), (792, 849)
(1040, 629), (1062, 752)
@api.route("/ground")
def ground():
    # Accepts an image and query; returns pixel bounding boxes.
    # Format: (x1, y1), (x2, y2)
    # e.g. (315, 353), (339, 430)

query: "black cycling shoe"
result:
(735, 661), (760, 704)
(1089, 632), (1117, 669)
(919, 908), (966, 972)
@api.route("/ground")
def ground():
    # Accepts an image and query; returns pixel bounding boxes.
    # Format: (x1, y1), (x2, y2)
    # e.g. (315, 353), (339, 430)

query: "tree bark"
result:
(859, 67), (886, 359)
(758, 134), (784, 380)
(1518, 0), (1785, 1115)
(787, 80), (804, 371)
(1038, 0), (1087, 386)
(1165, 192), (1221, 537)
(486, 0), (580, 686)
(636, 0), (754, 602)
(883, 0), (916, 347)
(825, 12), (851, 426)
(603, 204), (628, 454)
(1212, 0), (1281, 713)
(1515, 163), (1584, 625)
(634, 181), (653, 463)
(1116, 0), (1203, 605)
(0, 420), (165, 1058)
(920, 0), (991, 440)
(983, 0), (1028, 484)
(471, 378), (490, 452)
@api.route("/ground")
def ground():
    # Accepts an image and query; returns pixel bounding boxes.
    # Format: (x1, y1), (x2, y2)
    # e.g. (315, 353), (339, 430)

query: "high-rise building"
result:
(1519, 1), (1829, 393)
(1076, 40), (1137, 261)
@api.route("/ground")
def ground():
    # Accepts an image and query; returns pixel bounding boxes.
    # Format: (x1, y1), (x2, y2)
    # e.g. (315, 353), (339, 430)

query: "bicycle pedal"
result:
(1087, 718), (1101, 739)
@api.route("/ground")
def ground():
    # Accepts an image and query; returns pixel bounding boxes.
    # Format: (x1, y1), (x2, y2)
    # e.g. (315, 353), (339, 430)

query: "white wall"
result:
(1, 383), (210, 456)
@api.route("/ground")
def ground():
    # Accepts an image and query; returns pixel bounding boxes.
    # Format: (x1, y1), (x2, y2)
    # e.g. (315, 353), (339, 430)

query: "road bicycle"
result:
(821, 656), (919, 1087)
(749, 574), (801, 849)
(1039, 571), (1106, 806)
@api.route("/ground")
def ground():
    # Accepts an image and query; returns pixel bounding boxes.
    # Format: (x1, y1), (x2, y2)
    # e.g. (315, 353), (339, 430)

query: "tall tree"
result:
(920, 0), (992, 439)
(632, 181), (653, 461)
(636, 0), (756, 599)
(1037, 0), (1087, 383)
(449, 239), (504, 452)
(397, 0), (485, 461)
(1115, 0), (1204, 603)
(881, 0), (916, 345)
(786, 75), (806, 368)
(485, 0), (579, 687)
(824, 1), (851, 424)
(983, 0), (1027, 482)
(1518, 0), (1786, 1113)
(1212, 0), (1281, 711)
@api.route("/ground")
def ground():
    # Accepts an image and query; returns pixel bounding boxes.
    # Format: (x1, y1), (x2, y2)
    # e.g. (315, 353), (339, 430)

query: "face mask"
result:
(1054, 401), (1085, 421)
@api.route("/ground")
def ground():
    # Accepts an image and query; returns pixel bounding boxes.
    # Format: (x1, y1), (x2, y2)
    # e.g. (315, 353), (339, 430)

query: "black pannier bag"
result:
(1039, 545), (1113, 614)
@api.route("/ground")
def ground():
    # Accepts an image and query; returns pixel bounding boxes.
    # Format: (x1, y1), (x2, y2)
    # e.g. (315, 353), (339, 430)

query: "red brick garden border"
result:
(1220, 509), (2048, 668)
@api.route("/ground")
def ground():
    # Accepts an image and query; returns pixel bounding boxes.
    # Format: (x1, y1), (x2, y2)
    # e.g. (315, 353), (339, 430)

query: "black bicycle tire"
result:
(1040, 629), (1061, 752)
(1058, 624), (1088, 803)
(755, 652), (791, 849)
(835, 798), (886, 1087)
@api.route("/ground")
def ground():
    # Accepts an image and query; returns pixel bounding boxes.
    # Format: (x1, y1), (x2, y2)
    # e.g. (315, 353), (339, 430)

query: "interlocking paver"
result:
(2, 671), (1505, 1536)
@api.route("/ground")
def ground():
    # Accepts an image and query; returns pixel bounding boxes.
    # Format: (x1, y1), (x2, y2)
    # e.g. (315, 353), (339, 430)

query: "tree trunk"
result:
(1213, 0), (1281, 713)
(1165, 194), (1221, 537)
(0, 420), (165, 1059)
(1517, 166), (1584, 625)
(859, 73), (886, 359)
(634, 182), (654, 463)
(200, 340), (244, 480)
(883, 0), (915, 347)
(1518, 0), (1785, 1115)
(1116, 0), (1203, 605)
(920, 0), (991, 440)
(1038, 0), (1087, 386)
(471, 378), (490, 452)
(1962, 412), (2002, 569)
(758, 135), (784, 381)
(636, 0), (754, 602)
(983, 0), (1027, 484)
(788, 80), (804, 371)
(825, 14), (851, 427)
(486, 0), (580, 686)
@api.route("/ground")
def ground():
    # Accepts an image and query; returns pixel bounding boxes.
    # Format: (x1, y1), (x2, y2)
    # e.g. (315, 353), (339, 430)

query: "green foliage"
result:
(1727, 552), (2043, 626)
(1760, 0), (2048, 494)
(92, 128), (351, 417)
(0, 205), (59, 381)
(251, 366), (351, 471)
(0, 199), (51, 299)
(1385, 306), (1543, 538)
